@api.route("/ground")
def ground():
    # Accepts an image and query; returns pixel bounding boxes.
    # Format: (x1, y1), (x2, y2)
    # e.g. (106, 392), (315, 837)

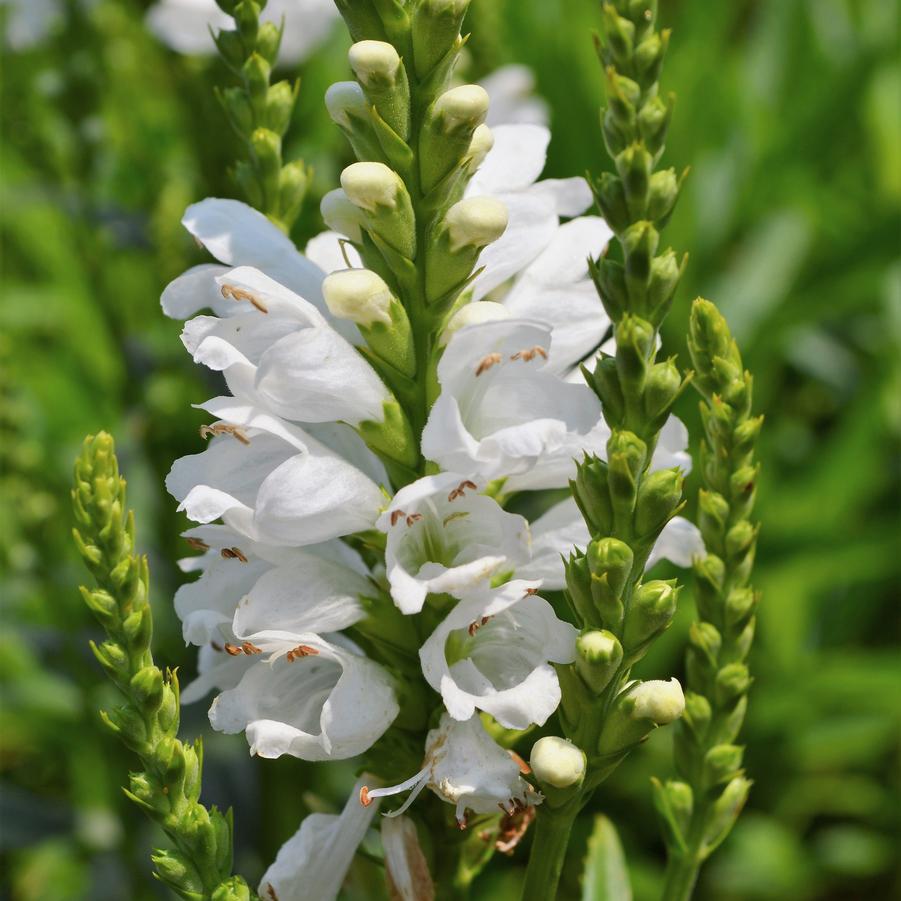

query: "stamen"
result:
(210, 641), (223, 652)
(510, 345), (548, 363)
(523, 587), (539, 596)
(241, 641), (262, 655)
(390, 509), (406, 527)
(199, 423), (251, 445)
(286, 644), (319, 662)
(509, 751), (531, 775)
(220, 283), (269, 313)
(475, 352), (502, 376)
(442, 511), (469, 527)
(360, 785), (373, 807)
(405, 513), (423, 526)
(221, 547), (248, 562)
(467, 616), (491, 637)
(224, 643), (243, 656)
(496, 804), (535, 855)
(447, 479), (478, 502)
(185, 537), (210, 551)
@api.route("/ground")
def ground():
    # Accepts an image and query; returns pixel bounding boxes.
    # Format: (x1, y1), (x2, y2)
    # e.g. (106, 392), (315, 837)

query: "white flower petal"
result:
(468, 124), (550, 195)
(646, 516), (706, 569)
(304, 230), (363, 275)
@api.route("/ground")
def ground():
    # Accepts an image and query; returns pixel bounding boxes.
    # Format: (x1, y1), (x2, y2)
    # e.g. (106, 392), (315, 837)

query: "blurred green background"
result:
(1, 0), (899, 899)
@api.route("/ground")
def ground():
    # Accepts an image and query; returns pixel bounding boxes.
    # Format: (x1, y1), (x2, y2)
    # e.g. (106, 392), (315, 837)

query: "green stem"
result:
(661, 852), (701, 901)
(521, 800), (580, 901)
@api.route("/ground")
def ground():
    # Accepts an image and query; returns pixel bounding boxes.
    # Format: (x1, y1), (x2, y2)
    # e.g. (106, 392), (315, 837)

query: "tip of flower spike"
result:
(434, 84), (490, 129)
(322, 268), (395, 327)
(348, 40), (401, 86)
(444, 197), (508, 252)
(341, 162), (401, 212)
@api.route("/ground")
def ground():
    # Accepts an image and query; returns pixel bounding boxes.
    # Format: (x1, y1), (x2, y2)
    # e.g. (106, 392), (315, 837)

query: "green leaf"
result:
(581, 815), (633, 901)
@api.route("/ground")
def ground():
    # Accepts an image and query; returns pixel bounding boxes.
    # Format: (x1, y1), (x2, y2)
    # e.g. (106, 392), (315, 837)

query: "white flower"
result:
(381, 816), (435, 901)
(523, 496), (706, 589)
(480, 65), (549, 128)
(419, 580), (578, 730)
(147, 0), (338, 63)
(376, 473), (531, 614)
(258, 775), (379, 901)
(362, 713), (540, 825)
(209, 632), (398, 760)
(166, 399), (384, 547)
(529, 736), (586, 789)
(1, 0), (62, 49)
(421, 318), (601, 485)
(627, 678), (686, 724)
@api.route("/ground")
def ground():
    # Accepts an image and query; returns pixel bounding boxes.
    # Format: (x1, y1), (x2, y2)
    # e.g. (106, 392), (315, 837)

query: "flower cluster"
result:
(160, 4), (703, 896)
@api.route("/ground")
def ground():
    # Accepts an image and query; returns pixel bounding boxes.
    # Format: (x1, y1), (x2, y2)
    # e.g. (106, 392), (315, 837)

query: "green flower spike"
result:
(656, 299), (761, 901)
(72, 433), (255, 901)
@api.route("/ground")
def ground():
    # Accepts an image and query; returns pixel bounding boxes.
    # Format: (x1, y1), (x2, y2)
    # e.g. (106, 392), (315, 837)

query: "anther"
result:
(523, 587), (539, 596)
(241, 642), (262, 655)
(220, 283), (269, 313)
(199, 423), (251, 445)
(210, 641), (223, 652)
(221, 547), (248, 562)
(467, 615), (491, 636)
(405, 513), (423, 526)
(390, 509), (406, 527)
(286, 645), (319, 662)
(475, 352), (502, 376)
(448, 479), (477, 502)
(359, 785), (373, 807)
(510, 345), (547, 363)
(185, 537), (210, 551)
(224, 643), (243, 656)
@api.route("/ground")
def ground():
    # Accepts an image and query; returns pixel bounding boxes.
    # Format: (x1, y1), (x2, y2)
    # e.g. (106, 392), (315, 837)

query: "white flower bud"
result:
(467, 124), (494, 169)
(433, 84), (490, 131)
(348, 40), (401, 88)
(440, 301), (510, 345)
(322, 269), (394, 327)
(444, 197), (508, 252)
(529, 736), (586, 789)
(341, 162), (402, 212)
(629, 678), (685, 724)
(320, 188), (364, 242)
(325, 81), (370, 128)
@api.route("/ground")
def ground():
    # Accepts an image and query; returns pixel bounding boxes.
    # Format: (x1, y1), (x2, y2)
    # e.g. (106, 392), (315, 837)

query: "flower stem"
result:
(520, 798), (580, 901)
(661, 851), (702, 901)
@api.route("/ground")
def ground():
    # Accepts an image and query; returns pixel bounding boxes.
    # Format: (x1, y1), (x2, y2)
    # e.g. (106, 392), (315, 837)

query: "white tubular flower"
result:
(381, 816), (435, 901)
(376, 473), (531, 614)
(362, 713), (540, 825)
(627, 678), (686, 724)
(324, 80), (370, 129)
(2, 0), (61, 49)
(348, 39), (402, 87)
(177, 267), (391, 425)
(166, 400), (384, 547)
(259, 776), (379, 901)
(319, 189), (365, 244)
(439, 300), (510, 346)
(444, 197), (508, 251)
(421, 318), (601, 485)
(209, 632), (398, 760)
(466, 124), (495, 170)
(419, 580), (577, 730)
(522, 496), (705, 589)
(341, 161), (404, 211)
(146, 0), (338, 63)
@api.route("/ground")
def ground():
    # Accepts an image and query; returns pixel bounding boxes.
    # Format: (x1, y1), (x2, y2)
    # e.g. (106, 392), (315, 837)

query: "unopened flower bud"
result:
(575, 629), (623, 693)
(325, 81), (370, 128)
(444, 197), (508, 251)
(629, 678), (685, 724)
(466, 124), (494, 169)
(411, 0), (470, 77)
(623, 579), (679, 651)
(530, 736), (586, 789)
(433, 84), (490, 132)
(320, 188), (364, 242)
(341, 161), (402, 211)
(440, 301), (509, 345)
(704, 744), (744, 788)
(635, 467), (683, 536)
(682, 691), (712, 738)
(715, 663), (751, 707)
(647, 167), (679, 222)
(648, 249), (683, 319)
(323, 269), (394, 326)
(587, 537), (633, 629)
(348, 40), (402, 89)
(643, 357), (682, 423)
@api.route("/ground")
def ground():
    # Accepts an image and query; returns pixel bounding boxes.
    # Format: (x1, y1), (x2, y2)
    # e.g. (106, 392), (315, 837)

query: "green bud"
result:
(92, 638), (128, 676)
(616, 143), (652, 220)
(587, 537), (634, 628)
(688, 621), (722, 664)
(575, 629), (623, 693)
(703, 743), (744, 788)
(613, 314), (655, 388)
(600, 5), (635, 67)
(647, 167), (679, 223)
(349, 40), (410, 140)
(157, 682), (179, 733)
(212, 877), (252, 901)
(622, 221), (659, 309)
(572, 456), (614, 535)
(689, 298), (741, 398)
(585, 356), (625, 428)
(591, 172), (630, 235)
(634, 467), (683, 537)
(604, 67), (641, 130)
(634, 28), (669, 88)
(726, 519), (756, 559)
(589, 256), (628, 324)
(333, 0), (390, 43)
(219, 86), (254, 136)
(599, 678), (685, 755)
(357, 398), (418, 468)
(703, 776), (752, 854)
(623, 579), (678, 651)
(652, 778), (693, 850)
(130, 666), (164, 714)
(250, 128), (282, 206)
(698, 488), (730, 543)
(255, 21), (282, 65)
(647, 249), (685, 322)
(277, 160), (309, 229)
(565, 552), (596, 626)
(264, 81), (297, 136)
(681, 691), (712, 740)
(411, 0), (470, 78)
(242, 52), (270, 108)
(233, 0), (260, 44)
(106, 705), (147, 750)
(643, 357), (682, 426)
(80, 586), (117, 624)
(725, 586), (756, 631)
(715, 662), (751, 707)
(234, 161), (263, 210)
(212, 28), (245, 69)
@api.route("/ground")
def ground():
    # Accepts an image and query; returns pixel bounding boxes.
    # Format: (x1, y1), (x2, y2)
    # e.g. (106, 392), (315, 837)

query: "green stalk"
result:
(521, 797), (581, 901)
(212, 0), (309, 230)
(656, 300), (760, 899)
(72, 433), (255, 901)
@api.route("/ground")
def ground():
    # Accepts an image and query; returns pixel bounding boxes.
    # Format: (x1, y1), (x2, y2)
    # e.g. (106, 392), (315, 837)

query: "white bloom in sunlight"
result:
(421, 318), (601, 486)
(171, 266), (390, 425)
(521, 496), (706, 589)
(147, 0), (338, 63)
(362, 713), (540, 825)
(259, 776), (379, 901)
(210, 632), (398, 760)
(1, 0), (62, 49)
(480, 65), (549, 127)
(166, 400), (384, 547)
(376, 473), (531, 615)
(419, 580), (578, 730)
